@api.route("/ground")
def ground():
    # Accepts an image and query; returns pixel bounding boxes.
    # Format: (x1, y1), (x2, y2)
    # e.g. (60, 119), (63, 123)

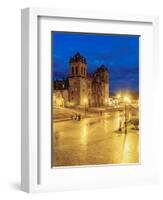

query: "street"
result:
(52, 111), (139, 167)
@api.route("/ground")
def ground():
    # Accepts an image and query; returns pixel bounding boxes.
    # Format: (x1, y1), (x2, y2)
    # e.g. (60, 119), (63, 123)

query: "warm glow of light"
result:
(123, 96), (131, 104)
(83, 98), (88, 104)
(81, 124), (88, 145)
(117, 94), (121, 99)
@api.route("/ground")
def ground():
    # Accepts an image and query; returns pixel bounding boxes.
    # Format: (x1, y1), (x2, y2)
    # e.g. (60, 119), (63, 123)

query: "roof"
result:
(69, 52), (87, 64)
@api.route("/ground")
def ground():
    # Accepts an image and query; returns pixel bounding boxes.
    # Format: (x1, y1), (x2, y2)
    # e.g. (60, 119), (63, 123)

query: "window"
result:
(72, 66), (74, 75)
(81, 67), (83, 75)
(76, 66), (78, 75)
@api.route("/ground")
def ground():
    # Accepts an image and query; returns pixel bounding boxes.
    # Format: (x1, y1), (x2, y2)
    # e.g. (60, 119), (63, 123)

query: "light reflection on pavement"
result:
(52, 111), (139, 167)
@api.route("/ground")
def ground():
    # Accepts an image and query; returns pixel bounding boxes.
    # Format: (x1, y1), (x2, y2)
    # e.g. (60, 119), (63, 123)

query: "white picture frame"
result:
(21, 7), (159, 193)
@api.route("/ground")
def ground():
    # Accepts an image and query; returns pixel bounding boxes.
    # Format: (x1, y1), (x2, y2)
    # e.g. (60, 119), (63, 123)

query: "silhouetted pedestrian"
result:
(118, 120), (122, 132)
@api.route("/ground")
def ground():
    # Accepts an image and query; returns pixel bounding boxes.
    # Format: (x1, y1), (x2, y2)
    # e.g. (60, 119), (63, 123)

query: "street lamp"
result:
(123, 96), (131, 104)
(116, 93), (122, 109)
(117, 94), (121, 99)
(83, 98), (87, 116)
(123, 96), (131, 134)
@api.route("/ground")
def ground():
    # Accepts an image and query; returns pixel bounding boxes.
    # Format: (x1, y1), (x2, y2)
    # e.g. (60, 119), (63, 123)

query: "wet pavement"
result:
(52, 111), (139, 167)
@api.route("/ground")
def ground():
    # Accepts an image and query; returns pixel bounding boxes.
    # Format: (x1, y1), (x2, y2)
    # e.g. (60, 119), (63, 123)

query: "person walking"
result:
(118, 119), (122, 132)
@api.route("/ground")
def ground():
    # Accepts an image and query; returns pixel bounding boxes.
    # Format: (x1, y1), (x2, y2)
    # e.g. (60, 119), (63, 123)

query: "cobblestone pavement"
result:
(52, 111), (139, 167)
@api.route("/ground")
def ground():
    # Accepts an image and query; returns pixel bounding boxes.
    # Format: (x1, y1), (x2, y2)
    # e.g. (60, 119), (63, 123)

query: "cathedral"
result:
(53, 52), (109, 107)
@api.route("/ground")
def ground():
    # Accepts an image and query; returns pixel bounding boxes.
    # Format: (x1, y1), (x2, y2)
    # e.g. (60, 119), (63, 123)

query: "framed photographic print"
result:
(52, 32), (140, 167)
(21, 8), (159, 193)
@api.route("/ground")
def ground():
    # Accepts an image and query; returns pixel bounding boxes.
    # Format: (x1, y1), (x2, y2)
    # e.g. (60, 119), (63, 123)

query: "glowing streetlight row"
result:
(116, 93), (131, 104)
(83, 94), (131, 108)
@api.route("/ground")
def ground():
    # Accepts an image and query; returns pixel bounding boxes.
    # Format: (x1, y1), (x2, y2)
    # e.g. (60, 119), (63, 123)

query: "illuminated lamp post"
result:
(123, 96), (131, 134)
(117, 94), (121, 99)
(117, 93), (121, 108)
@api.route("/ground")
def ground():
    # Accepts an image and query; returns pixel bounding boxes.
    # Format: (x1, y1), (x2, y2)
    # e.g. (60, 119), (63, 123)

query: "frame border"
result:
(21, 7), (159, 193)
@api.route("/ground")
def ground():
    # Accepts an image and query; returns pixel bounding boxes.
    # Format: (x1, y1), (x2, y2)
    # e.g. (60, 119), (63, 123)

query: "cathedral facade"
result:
(53, 52), (109, 107)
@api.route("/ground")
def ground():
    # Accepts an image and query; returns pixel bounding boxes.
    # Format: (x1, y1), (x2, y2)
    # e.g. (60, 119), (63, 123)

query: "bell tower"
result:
(69, 52), (87, 77)
(92, 65), (109, 106)
(69, 52), (88, 106)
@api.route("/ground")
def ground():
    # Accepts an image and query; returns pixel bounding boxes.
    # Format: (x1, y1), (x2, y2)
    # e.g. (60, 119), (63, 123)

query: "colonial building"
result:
(53, 52), (109, 107)
(53, 79), (69, 107)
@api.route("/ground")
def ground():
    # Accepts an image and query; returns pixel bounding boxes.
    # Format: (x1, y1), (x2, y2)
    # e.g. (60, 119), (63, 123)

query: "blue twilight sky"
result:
(52, 32), (139, 94)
